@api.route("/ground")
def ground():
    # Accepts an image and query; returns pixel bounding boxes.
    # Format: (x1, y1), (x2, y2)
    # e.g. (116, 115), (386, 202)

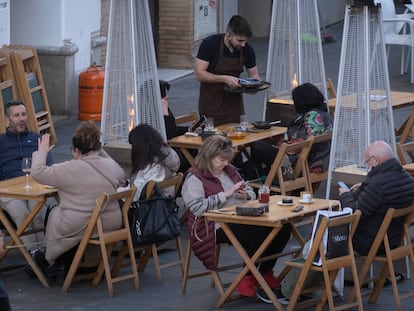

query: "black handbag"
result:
(128, 182), (181, 245)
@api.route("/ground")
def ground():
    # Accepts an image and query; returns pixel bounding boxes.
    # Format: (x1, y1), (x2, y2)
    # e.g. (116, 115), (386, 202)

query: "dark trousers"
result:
(0, 277), (11, 311)
(216, 223), (292, 274)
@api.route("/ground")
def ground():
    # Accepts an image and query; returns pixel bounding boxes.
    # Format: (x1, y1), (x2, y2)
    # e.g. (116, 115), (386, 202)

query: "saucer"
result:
(277, 200), (294, 206)
(299, 199), (314, 204)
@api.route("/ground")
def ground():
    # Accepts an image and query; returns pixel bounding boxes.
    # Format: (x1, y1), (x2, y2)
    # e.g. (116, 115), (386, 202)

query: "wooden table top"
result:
(268, 91), (414, 110)
(204, 195), (339, 227)
(0, 176), (57, 199)
(168, 123), (287, 150)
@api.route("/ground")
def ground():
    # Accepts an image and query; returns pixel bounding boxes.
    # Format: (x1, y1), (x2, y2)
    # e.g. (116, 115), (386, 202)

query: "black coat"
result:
(340, 158), (414, 255)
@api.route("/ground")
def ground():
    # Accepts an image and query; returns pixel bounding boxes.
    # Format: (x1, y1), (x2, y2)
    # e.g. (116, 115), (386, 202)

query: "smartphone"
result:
(337, 181), (350, 191)
(190, 115), (207, 132)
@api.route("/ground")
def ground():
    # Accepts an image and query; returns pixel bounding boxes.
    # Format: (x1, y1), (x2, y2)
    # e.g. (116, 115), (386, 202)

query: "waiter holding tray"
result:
(195, 15), (261, 126)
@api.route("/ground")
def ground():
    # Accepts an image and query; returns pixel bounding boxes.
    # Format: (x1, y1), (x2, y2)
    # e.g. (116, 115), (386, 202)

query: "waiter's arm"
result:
(195, 58), (240, 88)
(247, 65), (259, 78)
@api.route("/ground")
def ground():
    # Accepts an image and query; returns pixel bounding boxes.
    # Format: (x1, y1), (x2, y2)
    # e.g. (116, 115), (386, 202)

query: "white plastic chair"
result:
(379, 0), (414, 83)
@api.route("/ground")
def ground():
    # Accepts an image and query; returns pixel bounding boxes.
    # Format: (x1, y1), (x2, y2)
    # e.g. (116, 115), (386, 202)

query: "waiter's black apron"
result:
(198, 36), (244, 126)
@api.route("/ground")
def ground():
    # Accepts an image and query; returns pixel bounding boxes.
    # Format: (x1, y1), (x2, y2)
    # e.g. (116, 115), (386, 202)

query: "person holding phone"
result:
(339, 141), (414, 256)
(182, 135), (291, 303)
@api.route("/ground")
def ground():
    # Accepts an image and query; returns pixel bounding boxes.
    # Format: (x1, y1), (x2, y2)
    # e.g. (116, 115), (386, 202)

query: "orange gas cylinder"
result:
(78, 64), (104, 121)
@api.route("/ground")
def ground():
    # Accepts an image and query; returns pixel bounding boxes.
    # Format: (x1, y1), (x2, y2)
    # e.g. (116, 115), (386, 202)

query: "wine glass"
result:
(21, 157), (32, 189)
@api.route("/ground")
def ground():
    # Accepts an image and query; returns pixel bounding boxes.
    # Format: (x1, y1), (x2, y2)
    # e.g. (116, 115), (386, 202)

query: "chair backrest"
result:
(326, 78), (336, 99)
(175, 111), (198, 126)
(367, 204), (414, 257)
(95, 186), (137, 233)
(379, 0), (407, 36)
(307, 210), (361, 265)
(144, 172), (184, 199)
(255, 136), (313, 194)
(397, 141), (414, 165)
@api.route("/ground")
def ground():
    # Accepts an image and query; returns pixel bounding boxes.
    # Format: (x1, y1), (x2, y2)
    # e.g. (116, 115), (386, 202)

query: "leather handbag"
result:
(128, 182), (180, 245)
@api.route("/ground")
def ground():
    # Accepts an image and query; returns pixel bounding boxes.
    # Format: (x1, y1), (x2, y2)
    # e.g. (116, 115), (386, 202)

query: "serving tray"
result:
(224, 82), (271, 93)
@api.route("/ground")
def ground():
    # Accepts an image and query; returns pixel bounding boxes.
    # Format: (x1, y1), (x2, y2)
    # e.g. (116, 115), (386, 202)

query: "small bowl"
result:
(252, 121), (272, 130)
(227, 131), (247, 140)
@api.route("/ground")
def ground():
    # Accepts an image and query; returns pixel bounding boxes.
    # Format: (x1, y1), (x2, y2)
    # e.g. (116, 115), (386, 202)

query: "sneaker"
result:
(236, 274), (257, 297)
(262, 271), (281, 289)
(256, 287), (289, 305)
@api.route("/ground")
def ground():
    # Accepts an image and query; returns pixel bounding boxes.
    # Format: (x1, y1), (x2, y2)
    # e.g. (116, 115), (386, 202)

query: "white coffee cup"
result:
(302, 193), (312, 203)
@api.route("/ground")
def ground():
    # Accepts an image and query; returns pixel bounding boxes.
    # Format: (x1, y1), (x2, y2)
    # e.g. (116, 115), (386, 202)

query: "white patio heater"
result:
(326, 0), (395, 198)
(100, 0), (165, 145)
(264, 0), (328, 126)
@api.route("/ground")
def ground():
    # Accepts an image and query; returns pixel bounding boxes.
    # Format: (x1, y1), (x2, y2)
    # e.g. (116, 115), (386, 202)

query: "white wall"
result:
(10, 0), (100, 72)
(0, 0), (10, 46)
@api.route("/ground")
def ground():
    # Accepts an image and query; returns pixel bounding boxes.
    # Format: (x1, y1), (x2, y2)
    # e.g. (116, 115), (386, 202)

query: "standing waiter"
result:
(195, 15), (259, 126)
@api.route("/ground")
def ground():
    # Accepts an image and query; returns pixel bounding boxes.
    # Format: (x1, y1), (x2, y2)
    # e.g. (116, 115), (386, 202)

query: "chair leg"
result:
(210, 270), (224, 296)
(62, 242), (89, 292)
(151, 243), (162, 282)
(175, 237), (185, 277)
(368, 263), (390, 305)
(99, 241), (115, 297)
(110, 244), (128, 277)
(181, 238), (192, 293)
(137, 246), (152, 272)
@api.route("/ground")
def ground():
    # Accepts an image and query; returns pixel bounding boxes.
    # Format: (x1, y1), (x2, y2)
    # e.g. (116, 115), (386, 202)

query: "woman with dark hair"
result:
(128, 123), (180, 201)
(243, 83), (333, 180)
(30, 121), (126, 277)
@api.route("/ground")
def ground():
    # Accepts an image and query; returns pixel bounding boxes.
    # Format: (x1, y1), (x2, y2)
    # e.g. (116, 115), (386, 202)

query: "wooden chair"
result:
(326, 78), (337, 99)
(181, 240), (243, 295)
(249, 136), (313, 195)
(175, 111), (198, 126)
(284, 210), (363, 311)
(61, 187), (139, 297)
(307, 132), (333, 193)
(112, 173), (184, 282)
(397, 141), (414, 165)
(349, 205), (414, 311)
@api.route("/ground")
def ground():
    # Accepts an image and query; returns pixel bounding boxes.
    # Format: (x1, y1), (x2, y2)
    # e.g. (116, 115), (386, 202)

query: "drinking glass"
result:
(205, 117), (215, 131)
(258, 185), (270, 204)
(240, 115), (248, 131)
(21, 157), (32, 189)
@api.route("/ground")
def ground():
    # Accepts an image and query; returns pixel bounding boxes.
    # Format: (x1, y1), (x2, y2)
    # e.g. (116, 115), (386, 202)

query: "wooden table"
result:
(403, 163), (414, 178)
(268, 91), (414, 143)
(168, 124), (287, 165)
(204, 195), (338, 310)
(0, 176), (58, 287)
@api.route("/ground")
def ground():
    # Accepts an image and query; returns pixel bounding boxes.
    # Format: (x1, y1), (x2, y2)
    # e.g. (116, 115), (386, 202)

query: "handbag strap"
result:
(81, 158), (118, 190)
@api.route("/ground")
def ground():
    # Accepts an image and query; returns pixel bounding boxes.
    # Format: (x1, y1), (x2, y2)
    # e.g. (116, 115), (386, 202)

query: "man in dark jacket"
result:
(0, 100), (54, 256)
(339, 140), (414, 255)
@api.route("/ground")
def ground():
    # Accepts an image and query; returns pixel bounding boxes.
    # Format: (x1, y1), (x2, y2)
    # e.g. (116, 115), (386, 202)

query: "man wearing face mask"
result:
(195, 15), (259, 126)
(338, 140), (414, 256)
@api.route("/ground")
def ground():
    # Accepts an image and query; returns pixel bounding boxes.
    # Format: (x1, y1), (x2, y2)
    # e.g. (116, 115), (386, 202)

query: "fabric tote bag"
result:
(307, 207), (353, 297)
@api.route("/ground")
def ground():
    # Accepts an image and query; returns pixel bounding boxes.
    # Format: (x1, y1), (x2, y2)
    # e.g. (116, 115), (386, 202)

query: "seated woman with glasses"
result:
(181, 134), (291, 303)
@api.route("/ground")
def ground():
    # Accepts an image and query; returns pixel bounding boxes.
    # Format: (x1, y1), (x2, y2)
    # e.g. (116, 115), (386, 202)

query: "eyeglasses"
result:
(364, 155), (375, 166)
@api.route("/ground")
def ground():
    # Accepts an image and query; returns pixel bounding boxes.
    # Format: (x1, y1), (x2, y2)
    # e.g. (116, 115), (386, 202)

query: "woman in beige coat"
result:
(30, 121), (126, 277)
